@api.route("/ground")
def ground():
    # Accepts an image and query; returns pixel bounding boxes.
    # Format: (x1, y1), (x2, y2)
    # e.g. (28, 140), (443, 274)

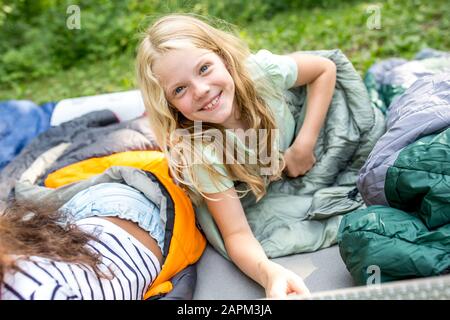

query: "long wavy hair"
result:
(0, 202), (110, 289)
(136, 14), (285, 205)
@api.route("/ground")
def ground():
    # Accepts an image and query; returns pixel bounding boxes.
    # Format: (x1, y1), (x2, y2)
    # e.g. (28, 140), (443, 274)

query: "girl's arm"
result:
(204, 187), (310, 298)
(283, 53), (336, 177)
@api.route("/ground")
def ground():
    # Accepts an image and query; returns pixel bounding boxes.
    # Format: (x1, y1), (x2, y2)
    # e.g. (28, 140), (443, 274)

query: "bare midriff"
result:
(100, 216), (163, 266)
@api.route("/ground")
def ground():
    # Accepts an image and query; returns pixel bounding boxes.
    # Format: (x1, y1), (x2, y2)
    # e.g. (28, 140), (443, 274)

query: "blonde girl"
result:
(137, 14), (336, 298)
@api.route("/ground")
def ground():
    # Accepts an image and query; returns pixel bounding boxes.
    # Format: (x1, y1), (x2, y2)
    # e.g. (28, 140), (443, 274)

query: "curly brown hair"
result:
(0, 201), (111, 288)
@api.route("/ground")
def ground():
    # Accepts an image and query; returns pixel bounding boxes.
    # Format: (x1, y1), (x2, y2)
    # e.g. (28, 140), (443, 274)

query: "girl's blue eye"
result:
(200, 64), (209, 74)
(174, 86), (184, 95)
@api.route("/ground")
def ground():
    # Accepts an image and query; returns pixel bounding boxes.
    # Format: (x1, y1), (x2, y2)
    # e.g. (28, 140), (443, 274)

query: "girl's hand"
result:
(283, 144), (316, 177)
(262, 260), (310, 298)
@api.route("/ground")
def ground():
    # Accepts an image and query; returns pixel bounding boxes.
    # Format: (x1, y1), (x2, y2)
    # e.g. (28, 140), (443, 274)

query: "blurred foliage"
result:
(0, 0), (448, 103)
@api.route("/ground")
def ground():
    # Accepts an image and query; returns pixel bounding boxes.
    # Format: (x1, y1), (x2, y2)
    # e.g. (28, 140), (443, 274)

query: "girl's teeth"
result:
(203, 94), (220, 110)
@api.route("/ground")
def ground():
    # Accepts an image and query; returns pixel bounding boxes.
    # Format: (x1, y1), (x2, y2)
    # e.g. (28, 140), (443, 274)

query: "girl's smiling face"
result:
(153, 47), (238, 127)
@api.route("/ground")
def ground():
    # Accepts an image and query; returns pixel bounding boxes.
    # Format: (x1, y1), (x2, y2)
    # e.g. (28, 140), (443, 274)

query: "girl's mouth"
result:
(201, 92), (222, 111)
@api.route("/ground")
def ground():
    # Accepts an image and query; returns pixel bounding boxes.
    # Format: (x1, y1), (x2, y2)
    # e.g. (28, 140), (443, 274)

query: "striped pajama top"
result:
(1, 217), (162, 300)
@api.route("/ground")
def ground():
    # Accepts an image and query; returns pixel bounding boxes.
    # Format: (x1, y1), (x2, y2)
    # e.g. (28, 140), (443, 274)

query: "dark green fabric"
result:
(385, 128), (450, 229)
(379, 83), (405, 108)
(339, 129), (450, 284)
(338, 205), (450, 285)
(363, 72), (406, 115)
(364, 72), (388, 115)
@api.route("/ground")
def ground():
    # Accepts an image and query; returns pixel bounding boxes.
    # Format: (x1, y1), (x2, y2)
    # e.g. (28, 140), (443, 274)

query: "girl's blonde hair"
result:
(136, 14), (285, 205)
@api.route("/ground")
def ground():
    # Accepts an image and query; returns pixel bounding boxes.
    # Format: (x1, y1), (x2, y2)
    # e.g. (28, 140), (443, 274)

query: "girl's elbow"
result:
(325, 58), (336, 76)
(323, 59), (336, 87)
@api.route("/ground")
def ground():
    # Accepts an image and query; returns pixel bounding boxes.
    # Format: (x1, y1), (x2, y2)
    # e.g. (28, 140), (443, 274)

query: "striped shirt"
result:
(1, 217), (161, 300)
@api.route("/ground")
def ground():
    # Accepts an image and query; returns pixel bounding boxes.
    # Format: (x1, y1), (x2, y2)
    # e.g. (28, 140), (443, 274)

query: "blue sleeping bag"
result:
(0, 100), (56, 170)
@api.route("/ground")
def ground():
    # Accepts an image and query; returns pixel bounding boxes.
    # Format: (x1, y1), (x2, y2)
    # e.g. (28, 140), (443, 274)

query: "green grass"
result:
(243, 0), (449, 71)
(0, 0), (448, 104)
(0, 53), (138, 104)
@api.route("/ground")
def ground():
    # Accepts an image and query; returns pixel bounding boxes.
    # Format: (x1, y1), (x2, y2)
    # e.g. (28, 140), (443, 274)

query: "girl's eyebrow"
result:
(193, 52), (212, 70)
(168, 52), (212, 92)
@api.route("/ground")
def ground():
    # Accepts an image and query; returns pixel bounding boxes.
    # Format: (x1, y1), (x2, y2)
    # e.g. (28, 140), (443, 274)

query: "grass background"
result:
(0, 0), (448, 104)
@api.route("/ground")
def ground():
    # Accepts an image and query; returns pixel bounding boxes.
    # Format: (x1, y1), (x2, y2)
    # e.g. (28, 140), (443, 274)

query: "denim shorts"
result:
(61, 182), (165, 253)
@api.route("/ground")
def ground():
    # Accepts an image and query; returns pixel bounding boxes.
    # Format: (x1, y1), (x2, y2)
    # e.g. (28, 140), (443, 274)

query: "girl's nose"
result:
(193, 81), (210, 100)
